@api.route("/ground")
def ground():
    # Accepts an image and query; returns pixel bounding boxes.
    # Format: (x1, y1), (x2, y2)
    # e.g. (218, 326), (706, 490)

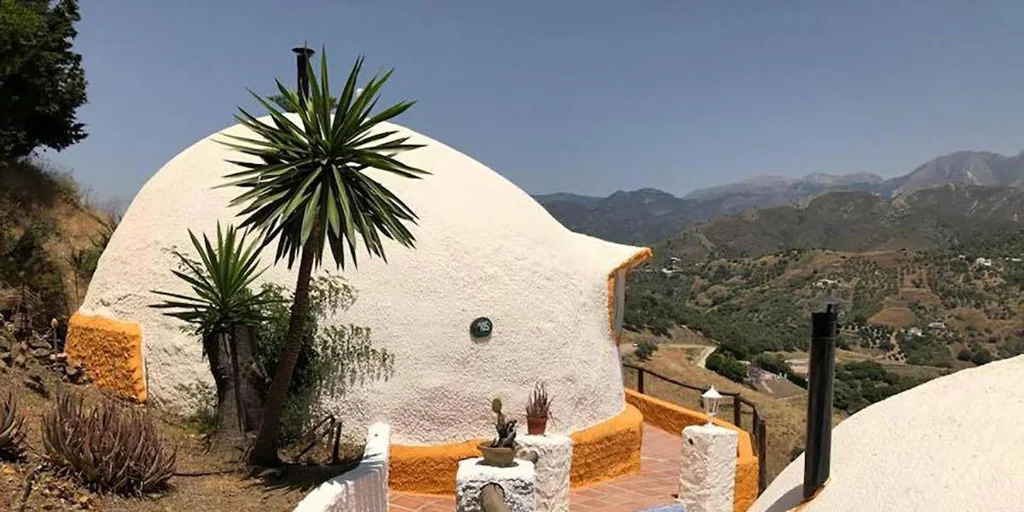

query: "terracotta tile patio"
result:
(389, 423), (681, 511)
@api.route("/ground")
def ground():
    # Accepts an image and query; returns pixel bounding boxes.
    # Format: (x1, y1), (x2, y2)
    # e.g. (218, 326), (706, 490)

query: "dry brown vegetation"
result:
(0, 352), (361, 511)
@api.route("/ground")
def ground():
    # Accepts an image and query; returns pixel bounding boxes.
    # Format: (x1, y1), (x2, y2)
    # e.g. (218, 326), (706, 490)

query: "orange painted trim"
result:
(607, 247), (653, 343)
(66, 312), (147, 402)
(625, 388), (759, 512)
(389, 404), (643, 495)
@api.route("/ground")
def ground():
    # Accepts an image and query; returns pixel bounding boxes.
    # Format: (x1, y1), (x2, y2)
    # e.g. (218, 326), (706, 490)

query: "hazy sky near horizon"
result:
(45, 1), (1024, 202)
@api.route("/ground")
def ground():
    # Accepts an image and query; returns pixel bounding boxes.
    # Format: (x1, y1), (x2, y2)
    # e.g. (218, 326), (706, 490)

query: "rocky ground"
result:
(1, 322), (362, 511)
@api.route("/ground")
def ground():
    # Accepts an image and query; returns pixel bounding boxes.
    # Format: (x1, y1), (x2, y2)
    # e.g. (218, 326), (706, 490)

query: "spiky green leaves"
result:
(218, 50), (430, 270)
(150, 223), (276, 339)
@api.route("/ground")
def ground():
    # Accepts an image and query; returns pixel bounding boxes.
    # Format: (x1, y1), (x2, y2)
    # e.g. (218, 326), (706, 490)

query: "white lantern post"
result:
(701, 386), (722, 425)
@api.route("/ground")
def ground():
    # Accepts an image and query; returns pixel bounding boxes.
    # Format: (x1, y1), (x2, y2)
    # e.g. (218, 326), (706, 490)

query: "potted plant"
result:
(478, 398), (518, 466)
(525, 382), (552, 435)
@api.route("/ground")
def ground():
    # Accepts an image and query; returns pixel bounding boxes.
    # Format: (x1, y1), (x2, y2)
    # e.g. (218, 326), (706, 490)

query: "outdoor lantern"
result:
(702, 386), (723, 424)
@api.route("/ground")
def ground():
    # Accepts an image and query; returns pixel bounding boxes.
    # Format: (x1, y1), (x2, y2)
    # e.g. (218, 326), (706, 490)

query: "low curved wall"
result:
(294, 423), (391, 512)
(390, 404), (643, 495)
(625, 389), (758, 512)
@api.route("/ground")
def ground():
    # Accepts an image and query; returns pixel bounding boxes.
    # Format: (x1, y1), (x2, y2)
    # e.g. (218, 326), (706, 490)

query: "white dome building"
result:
(750, 354), (1024, 512)
(67, 116), (650, 454)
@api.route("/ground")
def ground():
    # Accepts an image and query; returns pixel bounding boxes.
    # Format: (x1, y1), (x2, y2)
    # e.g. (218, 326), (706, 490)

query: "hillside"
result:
(657, 184), (1024, 263)
(624, 231), (1024, 411)
(0, 159), (113, 330)
(536, 148), (1024, 245)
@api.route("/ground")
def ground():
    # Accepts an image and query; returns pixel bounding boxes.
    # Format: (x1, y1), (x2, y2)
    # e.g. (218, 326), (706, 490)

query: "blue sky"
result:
(46, 0), (1024, 202)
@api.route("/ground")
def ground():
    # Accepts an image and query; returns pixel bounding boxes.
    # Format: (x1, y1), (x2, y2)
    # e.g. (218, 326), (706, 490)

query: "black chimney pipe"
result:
(803, 304), (837, 499)
(292, 46), (315, 107)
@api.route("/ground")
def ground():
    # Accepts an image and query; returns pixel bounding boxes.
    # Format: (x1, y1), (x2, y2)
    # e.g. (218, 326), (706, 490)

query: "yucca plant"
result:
(220, 48), (429, 465)
(151, 223), (278, 442)
(42, 394), (176, 494)
(0, 391), (28, 460)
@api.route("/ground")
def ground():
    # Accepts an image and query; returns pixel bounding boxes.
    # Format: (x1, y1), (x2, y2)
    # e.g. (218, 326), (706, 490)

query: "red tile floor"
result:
(389, 424), (681, 511)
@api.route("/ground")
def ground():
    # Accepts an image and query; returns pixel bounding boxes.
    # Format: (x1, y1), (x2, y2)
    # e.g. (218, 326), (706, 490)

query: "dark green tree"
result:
(0, 0), (87, 159)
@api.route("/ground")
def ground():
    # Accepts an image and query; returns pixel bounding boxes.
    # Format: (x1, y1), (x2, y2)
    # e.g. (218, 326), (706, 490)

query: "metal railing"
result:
(623, 363), (768, 495)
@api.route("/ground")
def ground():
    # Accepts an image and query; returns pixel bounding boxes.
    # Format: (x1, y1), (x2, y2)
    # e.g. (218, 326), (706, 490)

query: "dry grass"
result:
(868, 306), (918, 328)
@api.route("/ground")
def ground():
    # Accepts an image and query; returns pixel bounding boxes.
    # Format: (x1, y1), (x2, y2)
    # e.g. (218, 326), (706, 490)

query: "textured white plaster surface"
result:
(80, 115), (647, 444)
(750, 354), (1024, 512)
(456, 458), (536, 512)
(678, 424), (737, 512)
(517, 434), (572, 512)
(293, 423), (390, 512)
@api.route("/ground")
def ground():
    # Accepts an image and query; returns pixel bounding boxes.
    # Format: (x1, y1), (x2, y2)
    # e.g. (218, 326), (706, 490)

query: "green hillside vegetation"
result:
(625, 230), (1024, 412)
(657, 185), (1024, 263)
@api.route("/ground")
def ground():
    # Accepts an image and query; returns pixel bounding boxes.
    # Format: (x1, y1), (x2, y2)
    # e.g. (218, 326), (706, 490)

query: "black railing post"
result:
(292, 45), (315, 107)
(804, 305), (837, 499)
(637, 367), (645, 394)
(757, 418), (768, 495)
(733, 395), (742, 427)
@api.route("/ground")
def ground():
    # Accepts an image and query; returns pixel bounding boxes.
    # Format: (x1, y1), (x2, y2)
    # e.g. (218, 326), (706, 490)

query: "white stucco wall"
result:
(750, 354), (1024, 512)
(80, 115), (647, 444)
(293, 423), (390, 512)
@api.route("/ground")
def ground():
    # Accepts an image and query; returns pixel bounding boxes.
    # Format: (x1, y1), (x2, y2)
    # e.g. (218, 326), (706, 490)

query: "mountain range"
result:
(535, 149), (1024, 245)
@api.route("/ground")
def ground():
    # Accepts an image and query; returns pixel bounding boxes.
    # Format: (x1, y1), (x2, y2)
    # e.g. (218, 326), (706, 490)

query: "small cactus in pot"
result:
(478, 398), (518, 466)
(525, 382), (552, 435)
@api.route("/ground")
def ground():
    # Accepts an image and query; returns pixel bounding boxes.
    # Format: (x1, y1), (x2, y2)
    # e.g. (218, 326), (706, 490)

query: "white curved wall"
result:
(751, 354), (1024, 512)
(81, 116), (646, 444)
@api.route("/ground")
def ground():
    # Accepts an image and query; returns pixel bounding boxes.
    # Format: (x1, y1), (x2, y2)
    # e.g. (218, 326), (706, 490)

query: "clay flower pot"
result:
(526, 415), (548, 435)
(478, 442), (518, 467)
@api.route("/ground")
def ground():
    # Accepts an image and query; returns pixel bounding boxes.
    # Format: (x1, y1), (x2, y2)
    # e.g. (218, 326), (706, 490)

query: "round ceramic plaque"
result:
(470, 317), (493, 338)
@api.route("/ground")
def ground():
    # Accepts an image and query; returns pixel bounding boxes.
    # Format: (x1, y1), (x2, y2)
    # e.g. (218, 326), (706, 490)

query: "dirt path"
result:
(695, 345), (716, 368)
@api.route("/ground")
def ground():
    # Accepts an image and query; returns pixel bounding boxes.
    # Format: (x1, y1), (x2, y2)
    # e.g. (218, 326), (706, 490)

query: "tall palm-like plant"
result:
(220, 49), (429, 465)
(151, 223), (276, 447)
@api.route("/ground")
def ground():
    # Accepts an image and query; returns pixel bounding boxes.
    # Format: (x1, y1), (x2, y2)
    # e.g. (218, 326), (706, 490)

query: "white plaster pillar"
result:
(678, 424), (737, 512)
(517, 434), (573, 512)
(456, 458), (536, 512)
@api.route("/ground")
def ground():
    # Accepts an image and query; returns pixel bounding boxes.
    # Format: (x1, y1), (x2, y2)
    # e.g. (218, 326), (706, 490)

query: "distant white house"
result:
(908, 327), (924, 337)
(815, 278), (839, 288)
(975, 257), (993, 267)
(928, 322), (947, 330)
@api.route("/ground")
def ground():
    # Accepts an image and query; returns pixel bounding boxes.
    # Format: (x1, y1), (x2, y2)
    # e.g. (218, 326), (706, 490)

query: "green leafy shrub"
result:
(635, 340), (657, 362)
(754, 353), (793, 376)
(252, 275), (394, 443)
(956, 348), (972, 361)
(174, 381), (217, 436)
(706, 351), (747, 383)
(970, 348), (992, 366)
(42, 394), (176, 494)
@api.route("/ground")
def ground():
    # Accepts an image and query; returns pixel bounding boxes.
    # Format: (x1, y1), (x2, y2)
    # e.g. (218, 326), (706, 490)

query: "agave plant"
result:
(0, 392), (28, 461)
(220, 48), (429, 464)
(42, 394), (176, 494)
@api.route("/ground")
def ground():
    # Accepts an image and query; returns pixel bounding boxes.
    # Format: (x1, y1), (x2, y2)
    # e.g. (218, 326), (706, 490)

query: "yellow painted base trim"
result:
(66, 312), (147, 402)
(389, 404), (643, 495)
(607, 247), (653, 343)
(625, 388), (759, 512)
